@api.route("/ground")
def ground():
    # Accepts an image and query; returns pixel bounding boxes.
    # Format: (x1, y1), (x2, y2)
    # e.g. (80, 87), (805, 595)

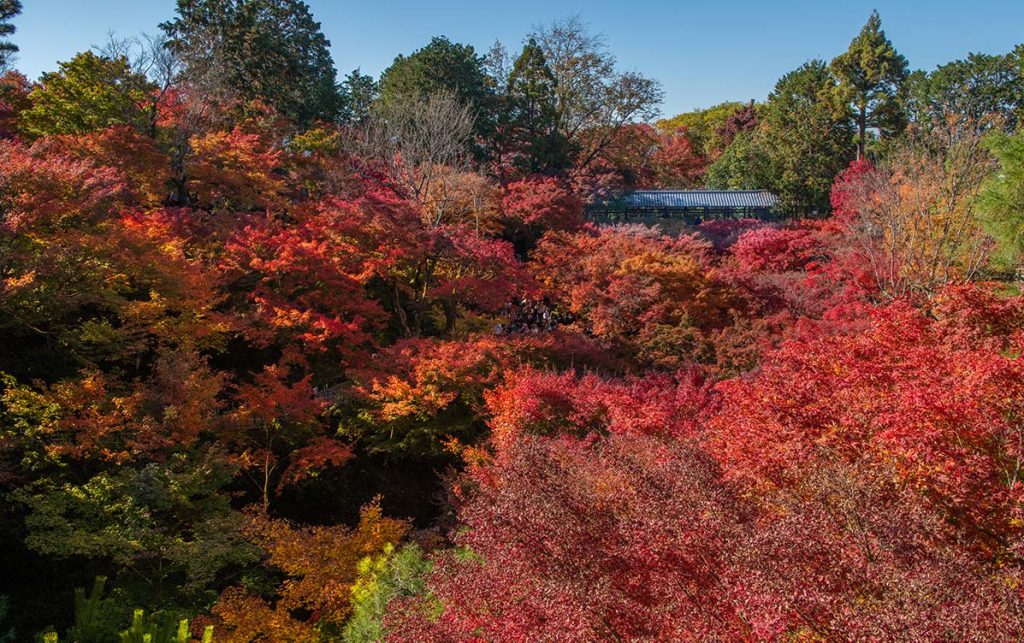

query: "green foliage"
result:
(161, 0), (342, 127)
(979, 130), (1024, 272)
(21, 51), (156, 137)
(118, 608), (212, 643)
(707, 61), (853, 214)
(657, 101), (745, 158)
(830, 10), (909, 158)
(502, 38), (571, 174)
(378, 36), (496, 136)
(343, 543), (432, 642)
(39, 578), (214, 643)
(760, 60), (855, 213)
(907, 47), (1024, 131)
(64, 576), (124, 643)
(340, 68), (378, 126)
(379, 36), (492, 109)
(0, 0), (21, 71)
(0, 595), (14, 643)
(15, 452), (259, 607)
(705, 129), (772, 191)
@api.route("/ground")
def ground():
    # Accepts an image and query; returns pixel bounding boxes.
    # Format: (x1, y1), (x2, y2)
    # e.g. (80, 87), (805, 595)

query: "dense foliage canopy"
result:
(1, 4), (1024, 641)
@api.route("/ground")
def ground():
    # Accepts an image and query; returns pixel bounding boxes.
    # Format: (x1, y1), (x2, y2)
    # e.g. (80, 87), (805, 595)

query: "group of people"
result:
(494, 297), (573, 335)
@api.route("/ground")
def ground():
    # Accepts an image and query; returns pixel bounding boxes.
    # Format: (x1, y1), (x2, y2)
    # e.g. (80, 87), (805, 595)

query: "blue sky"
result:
(11, 1), (1024, 117)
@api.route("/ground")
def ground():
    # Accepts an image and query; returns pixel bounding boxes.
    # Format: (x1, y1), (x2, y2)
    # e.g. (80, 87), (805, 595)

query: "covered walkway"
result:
(589, 189), (779, 223)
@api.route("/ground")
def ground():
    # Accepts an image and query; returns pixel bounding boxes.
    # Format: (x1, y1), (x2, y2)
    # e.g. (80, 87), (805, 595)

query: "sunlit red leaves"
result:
(113, 208), (230, 343)
(485, 367), (717, 449)
(388, 432), (746, 641)
(220, 198), (388, 357)
(728, 457), (1024, 639)
(830, 158), (875, 224)
(0, 138), (127, 231)
(32, 126), (172, 207)
(389, 336), (1024, 639)
(709, 293), (1024, 548)
(277, 436), (354, 490)
(429, 227), (530, 313)
(230, 360), (323, 429)
(343, 330), (622, 457)
(730, 225), (820, 273)
(501, 175), (583, 232)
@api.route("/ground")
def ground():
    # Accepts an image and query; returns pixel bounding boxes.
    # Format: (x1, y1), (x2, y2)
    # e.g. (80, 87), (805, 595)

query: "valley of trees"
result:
(2, 0), (1024, 639)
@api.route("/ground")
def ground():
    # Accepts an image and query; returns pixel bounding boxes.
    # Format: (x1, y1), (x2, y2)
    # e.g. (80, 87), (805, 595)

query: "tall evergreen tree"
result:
(906, 48), (1024, 131)
(378, 36), (495, 137)
(978, 130), (1024, 274)
(762, 60), (855, 213)
(707, 61), (853, 215)
(503, 37), (570, 174)
(160, 0), (342, 127)
(0, 0), (21, 72)
(830, 10), (908, 159)
(340, 68), (377, 126)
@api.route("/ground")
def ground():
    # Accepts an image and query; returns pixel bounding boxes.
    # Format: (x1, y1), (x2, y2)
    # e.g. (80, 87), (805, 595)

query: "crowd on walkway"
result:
(494, 297), (574, 335)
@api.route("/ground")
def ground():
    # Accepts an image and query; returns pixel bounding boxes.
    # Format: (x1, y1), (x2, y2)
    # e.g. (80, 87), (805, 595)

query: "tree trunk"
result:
(392, 281), (412, 338)
(857, 106), (867, 160)
(442, 299), (458, 336)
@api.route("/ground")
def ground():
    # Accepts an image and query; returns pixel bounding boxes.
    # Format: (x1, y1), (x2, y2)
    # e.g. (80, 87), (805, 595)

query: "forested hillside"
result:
(2, 1), (1024, 640)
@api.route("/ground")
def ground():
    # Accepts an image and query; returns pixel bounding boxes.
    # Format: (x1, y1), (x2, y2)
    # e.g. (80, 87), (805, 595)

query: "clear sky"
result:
(10, 0), (1024, 118)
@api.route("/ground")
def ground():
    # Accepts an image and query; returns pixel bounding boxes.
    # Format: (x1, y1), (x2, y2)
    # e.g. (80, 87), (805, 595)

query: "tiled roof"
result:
(619, 190), (778, 209)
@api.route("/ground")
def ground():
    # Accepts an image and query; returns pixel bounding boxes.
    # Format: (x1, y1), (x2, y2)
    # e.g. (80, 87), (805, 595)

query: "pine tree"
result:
(830, 10), (908, 159)
(161, 0), (342, 127)
(504, 37), (570, 174)
(0, 0), (20, 72)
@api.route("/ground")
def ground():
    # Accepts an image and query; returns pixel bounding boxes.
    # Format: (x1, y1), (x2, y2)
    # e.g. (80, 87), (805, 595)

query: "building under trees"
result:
(589, 189), (779, 223)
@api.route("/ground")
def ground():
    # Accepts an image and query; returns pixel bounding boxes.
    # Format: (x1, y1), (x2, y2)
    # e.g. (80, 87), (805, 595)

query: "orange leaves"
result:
(32, 126), (172, 208)
(188, 127), (286, 212)
(210, 587), (318, 643)
(355, 337), (510, 423)
(21, 349), (227, 464)
(829, 126), (995, 300)
(212, 503), (408, 638)
(530, 224), (736, 367)
(422, 169), (503, 233)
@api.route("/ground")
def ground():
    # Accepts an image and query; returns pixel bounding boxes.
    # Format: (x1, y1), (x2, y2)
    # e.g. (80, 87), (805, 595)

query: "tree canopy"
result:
(160, 0), (342, 127)
(4, 5), (1024, 640)
(0, 0), (20, 72)
(830, 10), (909, 159)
